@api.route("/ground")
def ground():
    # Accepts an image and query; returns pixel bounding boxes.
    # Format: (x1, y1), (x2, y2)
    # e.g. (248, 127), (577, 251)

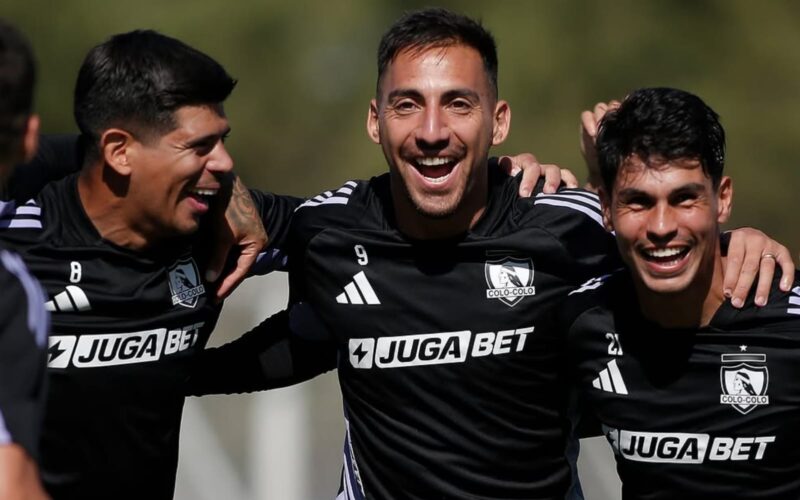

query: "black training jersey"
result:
(0, 239), (48, 461)
(0, 174), (297, 500)
(562, 270), (800, 499)
(288, 168), (620, 499)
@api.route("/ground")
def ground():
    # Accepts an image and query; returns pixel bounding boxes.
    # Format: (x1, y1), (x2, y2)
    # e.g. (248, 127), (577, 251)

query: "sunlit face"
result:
(602, 156), (732, 296)
(126, 104), (233, 240)
(367, 44), (509, 232)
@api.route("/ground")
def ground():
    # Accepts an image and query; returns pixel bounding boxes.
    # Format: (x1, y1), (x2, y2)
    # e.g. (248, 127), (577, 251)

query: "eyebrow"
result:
(385, 88), (481, 102)
(617, 182), (707, 198)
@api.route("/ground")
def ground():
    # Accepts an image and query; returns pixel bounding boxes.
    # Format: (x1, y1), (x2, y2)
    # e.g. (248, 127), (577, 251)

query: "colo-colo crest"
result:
(484, 256), (535, 307)
(719, 352), (769, 415)
(167, 258), (205, 308)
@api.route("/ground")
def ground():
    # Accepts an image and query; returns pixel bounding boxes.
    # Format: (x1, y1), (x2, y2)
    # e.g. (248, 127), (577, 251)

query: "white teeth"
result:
(417, 157), (452, 167)
(423, 172), (452, 184)
(191, 189), (217, 197)
(646, 247), (685, 258)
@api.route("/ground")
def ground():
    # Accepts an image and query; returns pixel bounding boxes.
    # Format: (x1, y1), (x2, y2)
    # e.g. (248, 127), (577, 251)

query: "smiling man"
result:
(0, 30), (296, 500)
(562, 87), (800, 498)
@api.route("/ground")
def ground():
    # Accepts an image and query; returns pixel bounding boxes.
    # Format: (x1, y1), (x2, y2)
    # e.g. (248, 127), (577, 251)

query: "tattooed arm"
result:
(206, 175), (268, 300)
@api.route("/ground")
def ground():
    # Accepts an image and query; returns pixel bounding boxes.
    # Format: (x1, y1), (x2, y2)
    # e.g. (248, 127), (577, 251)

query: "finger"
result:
(560, 168), (579, 188)
(497, 155), (518, 176)
(775, 247), (796, 292)
(593, 102), (608, 122)
(581, 110), (598, 139)
(729, 246), (762, 308)
(542, 164), (562, 193)
(753, 255), (777, 306)
(721, 233), (745, 303)
(519, 158), (542, 197)
(215, 250), (256, 301)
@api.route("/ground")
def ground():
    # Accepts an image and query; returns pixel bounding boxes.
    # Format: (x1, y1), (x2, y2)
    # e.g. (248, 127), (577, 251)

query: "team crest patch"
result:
(484, 256), (535, 307)
(719, 353), (769, 415)
(167, 258), (205, 308)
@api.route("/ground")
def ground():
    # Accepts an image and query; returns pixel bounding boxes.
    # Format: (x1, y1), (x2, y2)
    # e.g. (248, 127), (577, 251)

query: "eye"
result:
(673, 192), (698, 206)
(392, 99), (418, 114)
(448, 99), (473, 113)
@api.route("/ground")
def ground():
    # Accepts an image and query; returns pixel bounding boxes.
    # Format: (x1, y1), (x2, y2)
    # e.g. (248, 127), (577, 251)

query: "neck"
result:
(637, 246), (727, 329)
(78, 164), (154, 251)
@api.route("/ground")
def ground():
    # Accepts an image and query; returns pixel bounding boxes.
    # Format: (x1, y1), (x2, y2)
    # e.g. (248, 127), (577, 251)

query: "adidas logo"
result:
(46, 285), (91, 313)
(336, 271), (380, 305)
(0, 199), (42, 229)
(592, 359), (628, 395)
(788, 286), (800, 315)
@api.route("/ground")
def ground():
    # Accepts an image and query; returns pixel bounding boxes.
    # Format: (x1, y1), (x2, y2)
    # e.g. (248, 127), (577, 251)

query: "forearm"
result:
(187, 309), (336, 396)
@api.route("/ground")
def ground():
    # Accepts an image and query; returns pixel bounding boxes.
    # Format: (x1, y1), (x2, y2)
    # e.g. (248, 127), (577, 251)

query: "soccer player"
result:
(562, 87), (800, 498)
(0, 19), (49, 500)
(0, 30), (297, 499)
(189, 9), (793, 499)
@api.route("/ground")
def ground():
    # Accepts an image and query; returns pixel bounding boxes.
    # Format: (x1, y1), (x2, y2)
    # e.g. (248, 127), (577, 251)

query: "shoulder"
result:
(558, 271), (623, 332)
(291, 175), (389, 236)
(526, 187), (605, 229)
(723, 271), (800, 330)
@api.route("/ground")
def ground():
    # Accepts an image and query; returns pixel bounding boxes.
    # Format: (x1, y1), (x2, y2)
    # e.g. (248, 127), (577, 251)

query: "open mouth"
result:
(186, 187), (219, 209)
(639, 246), (690, 266)
(412, 156), (458, 184)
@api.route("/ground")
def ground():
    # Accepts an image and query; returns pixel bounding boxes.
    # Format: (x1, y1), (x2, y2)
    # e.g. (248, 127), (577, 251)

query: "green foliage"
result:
(7, 0), (800, 251)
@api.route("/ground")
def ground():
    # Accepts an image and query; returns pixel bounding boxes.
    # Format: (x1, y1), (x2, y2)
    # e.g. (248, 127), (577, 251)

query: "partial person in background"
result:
(0, 18), (50, 500)
(562, 87), (800, 498)
(189, 9), (793, 499)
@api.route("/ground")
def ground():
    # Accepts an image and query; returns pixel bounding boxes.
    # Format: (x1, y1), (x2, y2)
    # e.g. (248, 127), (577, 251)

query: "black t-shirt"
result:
(562, 270), (800, 499)
(0, 173), (298, 500)
(0, 243), (48, 461)
(284, 169), (620, 499)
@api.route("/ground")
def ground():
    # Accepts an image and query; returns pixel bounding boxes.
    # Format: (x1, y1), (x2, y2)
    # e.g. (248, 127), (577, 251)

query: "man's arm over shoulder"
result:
(186, 305), (337, 396)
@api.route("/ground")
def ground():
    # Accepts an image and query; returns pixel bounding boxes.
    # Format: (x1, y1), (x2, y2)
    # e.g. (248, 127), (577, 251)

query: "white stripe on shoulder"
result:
(296, 181), (360, 211)
(534, 190), (601, 210)
(533, 198), (603, 227)
(0, 199), (42, 230)
(568, 275), (611, 296)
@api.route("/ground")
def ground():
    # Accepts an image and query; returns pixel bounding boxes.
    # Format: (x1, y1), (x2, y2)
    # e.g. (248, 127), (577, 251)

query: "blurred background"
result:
(7, 0), (800, 498)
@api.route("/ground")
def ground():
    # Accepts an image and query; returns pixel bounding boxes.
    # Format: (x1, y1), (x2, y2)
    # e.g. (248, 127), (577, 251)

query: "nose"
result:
(646, 203), (678, 244)
(415, 106), (450, 150)
(207, 142), (234, 174)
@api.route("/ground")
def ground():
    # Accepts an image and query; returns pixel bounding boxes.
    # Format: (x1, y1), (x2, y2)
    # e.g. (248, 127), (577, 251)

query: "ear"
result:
(100, 128), (135, 176)
(366, 99), (380, 144)
(598, 186), (614, 232)
(716, 176), (733, 224)
(491, 100), (510, 145)
(22, 114), (40, 162)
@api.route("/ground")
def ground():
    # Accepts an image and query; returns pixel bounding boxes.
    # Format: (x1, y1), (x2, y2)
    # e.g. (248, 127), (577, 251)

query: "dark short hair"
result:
(74, 30), (236, 158)
(0, 18), (36, 160)
(596, 87), (726, 193)
(376, 8), (498, 98)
